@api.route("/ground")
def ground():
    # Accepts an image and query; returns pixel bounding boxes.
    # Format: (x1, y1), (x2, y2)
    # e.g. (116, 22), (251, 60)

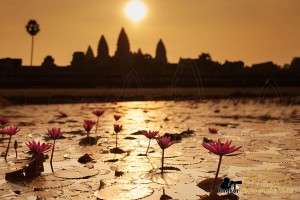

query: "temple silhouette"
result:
(0, 27), (299, 88)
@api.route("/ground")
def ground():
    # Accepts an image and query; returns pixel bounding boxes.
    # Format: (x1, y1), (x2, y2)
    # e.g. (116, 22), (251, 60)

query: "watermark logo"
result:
(218, 177), (242, 194)
(240, 168), (296, 194)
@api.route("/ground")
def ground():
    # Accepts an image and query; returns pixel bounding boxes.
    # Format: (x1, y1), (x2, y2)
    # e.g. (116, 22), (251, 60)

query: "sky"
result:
(0, 0), (300, 67)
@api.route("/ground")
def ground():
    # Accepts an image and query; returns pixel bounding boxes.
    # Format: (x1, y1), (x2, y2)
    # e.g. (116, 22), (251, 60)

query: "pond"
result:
(0, 99), (299, 199)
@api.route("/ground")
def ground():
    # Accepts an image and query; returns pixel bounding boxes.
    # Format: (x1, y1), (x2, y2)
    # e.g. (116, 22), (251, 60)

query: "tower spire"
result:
(155, 39), (167, 64)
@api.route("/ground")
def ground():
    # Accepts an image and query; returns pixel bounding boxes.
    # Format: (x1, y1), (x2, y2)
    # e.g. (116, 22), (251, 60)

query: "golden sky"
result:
(0, 0), (300, 66)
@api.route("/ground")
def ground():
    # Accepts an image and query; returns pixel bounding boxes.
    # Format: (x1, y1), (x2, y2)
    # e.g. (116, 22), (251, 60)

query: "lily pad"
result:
(151, 172), (194, 185)
(25, 175), (74, 189)
(245, 153), (293, 163)
(94, 184), (153, 200)
(54, 167), (99, 179)
(116, 162), (157, 173)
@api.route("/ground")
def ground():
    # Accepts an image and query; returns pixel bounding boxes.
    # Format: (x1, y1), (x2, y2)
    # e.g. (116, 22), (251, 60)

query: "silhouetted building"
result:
(41, 55), (56, 68)
(97, 35), (110, 65)
(223, 61), (244, 74)
(155, 39), (167, 64)
(1, 27), (300, 88)
(197, 53), (221, 75)
(251, 61), (279, 75)
(85, 46), (95, 62)
(114, 28), (132, 65)
(71, 52), (86, 68)
(136, 48), (143, 56)
(0, 58), (22, 69)
(290, 57), (300, 72)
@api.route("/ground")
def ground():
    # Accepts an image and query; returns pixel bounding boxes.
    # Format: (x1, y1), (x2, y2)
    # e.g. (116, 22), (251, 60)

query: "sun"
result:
(124, 0), (147, 23)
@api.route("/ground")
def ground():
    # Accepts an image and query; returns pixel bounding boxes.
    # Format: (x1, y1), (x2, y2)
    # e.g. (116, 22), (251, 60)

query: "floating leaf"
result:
(25, 175), (74, 189)
(149, 151), (181, 158)
(151, 172), (194, 185)
(245, 153), (293, 163)
(94, 184), (153, 200)
(196, 177), (223, 192)
(54, 167), (99, 179)
(116, 162), (157, 173)
(164, 156), (202, 165)
(15, 190), (62, 199)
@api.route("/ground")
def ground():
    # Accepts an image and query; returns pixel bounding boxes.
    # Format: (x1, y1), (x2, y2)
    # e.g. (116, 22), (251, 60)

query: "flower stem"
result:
(85, 131), (89, 146)
(115, 132), (118, 149)
(50, 139), (56, 173)
(211, 155), (223, 191)
(5, 135), (12, 160)
(145, 139), (151, 155)
(95, 117), (99, 137)
(14, 140), (18, 158)
(161, 149), (165, 174)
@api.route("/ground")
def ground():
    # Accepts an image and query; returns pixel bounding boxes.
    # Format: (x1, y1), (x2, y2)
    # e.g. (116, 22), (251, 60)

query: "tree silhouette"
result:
(26, 20), (40, 66)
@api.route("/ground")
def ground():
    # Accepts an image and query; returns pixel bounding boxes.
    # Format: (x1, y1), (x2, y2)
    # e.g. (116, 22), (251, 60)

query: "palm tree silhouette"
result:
(26, 20), (40, 66)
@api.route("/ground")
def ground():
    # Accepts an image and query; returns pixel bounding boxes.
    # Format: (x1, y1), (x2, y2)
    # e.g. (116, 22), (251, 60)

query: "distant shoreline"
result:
(0, 87), (299, 105)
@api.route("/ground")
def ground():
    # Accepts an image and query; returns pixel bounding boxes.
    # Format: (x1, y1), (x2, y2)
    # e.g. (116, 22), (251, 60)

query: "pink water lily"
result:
(156, 135), (175, 174)
(202, 139), (242, 192)
(0, 117), (9, 126)
(142, 130), (159, 139)
(2, 126), (20, 136)
(47, 128), (63, 140)
(46, 128), (63, 173)
(92, 110), (105, 137)
(113, 115), (121, 121)
(202, 139), (242, 156)
(113, 124), (123, 149)
(208, 127), (218, 134)
(114, 124), (123, 133)
(83, 119), (96, 133)
(92, 110), (105, 117)
(141, 130), (159, 155)
(26, 140), (52, 154)
(83, 119), (97, 145)
(156, 135), (174, 150)
(2, 126), (20, 160)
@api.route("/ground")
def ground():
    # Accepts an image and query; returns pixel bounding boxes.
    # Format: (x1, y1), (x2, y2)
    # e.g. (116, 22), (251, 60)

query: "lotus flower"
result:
(202, 139), (242, 191)
(114, 124), (122, 133)
(202, 139), (242, 156)
(141, 130), (159, 155)
(83, 119), (96, 136)
(47, 128), (63, 140)
(46, 128), (63, 173)
(83, 119), (96, 145)
(208, 127), (218, 134)
(0, 117), (9, 126)
(113, 124), (122, 149)
(113, 115), (121, 121)
(92, 110), (104, 136)
(2, 126), (20, 160)
(156, 135), (175, 174)
(156, 135), (174, 150)
(93, 110), (105, 117)
(26, 140), (52, 154)
(2, 126), (20, 136)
